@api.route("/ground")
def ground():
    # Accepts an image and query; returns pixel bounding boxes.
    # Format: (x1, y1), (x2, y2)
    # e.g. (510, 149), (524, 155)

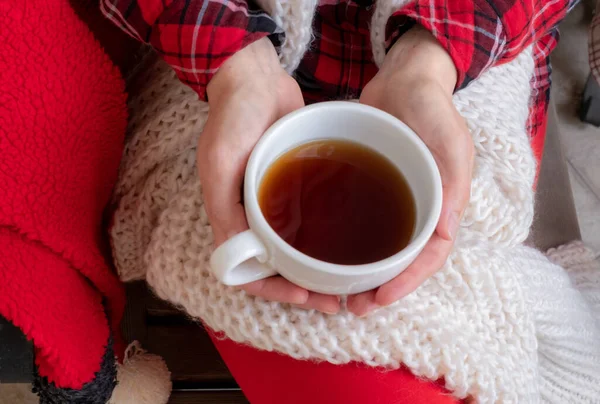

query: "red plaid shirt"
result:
(102, 0), (578, 159)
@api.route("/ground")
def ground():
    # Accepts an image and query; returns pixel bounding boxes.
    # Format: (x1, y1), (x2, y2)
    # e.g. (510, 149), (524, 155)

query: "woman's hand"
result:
(348, 26), (474, 316)
(198, 38), (341, 314)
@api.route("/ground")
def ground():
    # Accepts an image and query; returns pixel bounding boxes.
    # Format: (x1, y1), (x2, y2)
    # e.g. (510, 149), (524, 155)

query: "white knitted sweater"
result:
(110, 1), (600, 402)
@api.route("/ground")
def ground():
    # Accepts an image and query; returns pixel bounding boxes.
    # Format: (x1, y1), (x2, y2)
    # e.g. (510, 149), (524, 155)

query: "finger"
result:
(201, 90), (304, 247)
(241, 276), (309, 305)
(294, 293), (341, 314)
(436, 177), (470, 242)
(199, 121), (249, 246)
(377, 90), (473, 242)
(375, 234), (453, 306)
(430, 114), (473, 242)
(346, 289), (378, 317)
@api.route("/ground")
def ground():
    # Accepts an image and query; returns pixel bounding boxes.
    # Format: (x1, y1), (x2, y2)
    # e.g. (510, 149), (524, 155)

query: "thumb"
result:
(199, 88), (305, 247)
(396, 90), (473, 243)
(434, 124), (473, 241)
(438, 177), (470, 242)
(198, 116), (250, 247)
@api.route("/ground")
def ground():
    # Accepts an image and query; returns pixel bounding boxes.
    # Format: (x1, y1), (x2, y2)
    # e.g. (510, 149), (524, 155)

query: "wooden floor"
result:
(123, 283), (249, 403)
(169, 391), (248, 404)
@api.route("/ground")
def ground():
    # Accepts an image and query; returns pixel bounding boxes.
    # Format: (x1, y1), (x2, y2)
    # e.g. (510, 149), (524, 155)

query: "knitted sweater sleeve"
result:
(385, 0), (578, 90)
(515, 242), (600, 403)
(100, 0), (281, 100)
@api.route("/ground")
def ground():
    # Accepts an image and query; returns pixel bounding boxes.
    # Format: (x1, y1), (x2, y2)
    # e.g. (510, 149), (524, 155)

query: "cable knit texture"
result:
(110, 1), (600, 402)
(255, 0), (318, 74)
(371, 0), (413, 67)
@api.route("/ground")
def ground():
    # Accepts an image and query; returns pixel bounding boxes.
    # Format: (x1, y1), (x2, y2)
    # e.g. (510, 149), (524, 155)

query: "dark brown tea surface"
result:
(258, 140), (416, 265)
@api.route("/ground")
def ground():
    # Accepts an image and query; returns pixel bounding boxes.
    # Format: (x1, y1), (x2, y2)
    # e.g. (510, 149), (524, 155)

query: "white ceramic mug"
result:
(210, 101), (442, 295)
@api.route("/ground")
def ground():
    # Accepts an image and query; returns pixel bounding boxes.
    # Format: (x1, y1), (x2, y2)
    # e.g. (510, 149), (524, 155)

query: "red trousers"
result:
(210, 333), (460, 404)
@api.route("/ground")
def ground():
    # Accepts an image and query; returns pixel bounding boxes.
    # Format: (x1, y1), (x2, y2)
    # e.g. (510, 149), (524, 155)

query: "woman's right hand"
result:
(198, 38), (341, 314)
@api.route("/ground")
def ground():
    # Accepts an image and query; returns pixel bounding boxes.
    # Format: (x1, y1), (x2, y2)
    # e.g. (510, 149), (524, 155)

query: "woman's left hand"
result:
(348, 26), (474, 316)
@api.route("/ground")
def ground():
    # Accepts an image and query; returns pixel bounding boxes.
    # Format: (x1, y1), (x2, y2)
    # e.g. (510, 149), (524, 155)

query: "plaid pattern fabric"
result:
(100, 0), (281, 99)
(102, 0), (576, 151)
(295, 3), (380, 103)
(590, 0), (600, 84)
(390, 0), (579, 90)
(527, 30), (559, 162)
(390, 0), (578, 158)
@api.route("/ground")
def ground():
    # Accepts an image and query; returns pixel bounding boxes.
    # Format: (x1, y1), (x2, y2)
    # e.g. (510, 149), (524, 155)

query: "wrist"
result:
(381, 25), (457, 94)
(208, 37), (287, 104)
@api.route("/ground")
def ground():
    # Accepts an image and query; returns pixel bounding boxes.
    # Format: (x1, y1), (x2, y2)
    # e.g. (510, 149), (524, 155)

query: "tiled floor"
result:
(552, 3), (600, 255)
(0, 384), (37, 404)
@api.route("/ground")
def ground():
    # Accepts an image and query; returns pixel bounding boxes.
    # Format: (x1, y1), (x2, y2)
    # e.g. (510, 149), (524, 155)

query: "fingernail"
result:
(323, 297), (341, 314)
(292, 290), (310, 305)
(358, 302), (379, 317)
(448, 212), (460, 241)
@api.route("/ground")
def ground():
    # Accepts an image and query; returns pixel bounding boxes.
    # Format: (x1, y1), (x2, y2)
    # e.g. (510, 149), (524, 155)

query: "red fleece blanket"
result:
(0, 0), (127, 390)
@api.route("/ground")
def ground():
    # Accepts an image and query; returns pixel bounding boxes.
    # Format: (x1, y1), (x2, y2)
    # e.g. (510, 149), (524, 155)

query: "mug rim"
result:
(244, 101), (443, 276)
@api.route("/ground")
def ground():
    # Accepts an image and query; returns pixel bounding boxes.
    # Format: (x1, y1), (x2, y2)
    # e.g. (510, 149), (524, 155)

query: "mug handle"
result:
(210, 230), (277, 286)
